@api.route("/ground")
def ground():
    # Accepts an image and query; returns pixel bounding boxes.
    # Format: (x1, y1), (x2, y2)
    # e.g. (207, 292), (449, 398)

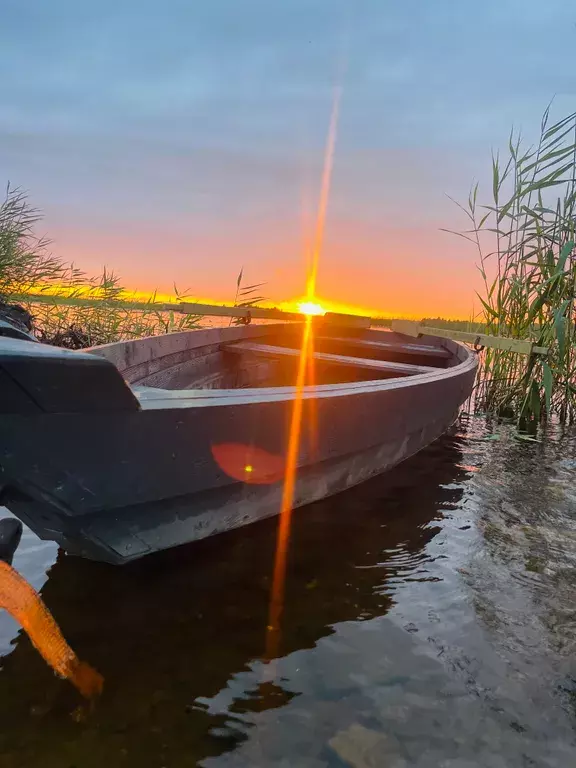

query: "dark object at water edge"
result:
(0, 300), (36, 343)
(36, 324), (94, 350)
(0, 321), (477, 564)
(0, 300), (96, 349)
(0, 518), (23, 565)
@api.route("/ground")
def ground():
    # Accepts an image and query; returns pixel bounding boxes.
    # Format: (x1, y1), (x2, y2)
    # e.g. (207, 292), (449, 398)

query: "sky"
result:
(1, 0), (575, 318)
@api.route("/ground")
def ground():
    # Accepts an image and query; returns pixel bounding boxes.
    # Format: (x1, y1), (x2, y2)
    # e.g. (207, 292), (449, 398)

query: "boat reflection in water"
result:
(0, 432), (468, 767)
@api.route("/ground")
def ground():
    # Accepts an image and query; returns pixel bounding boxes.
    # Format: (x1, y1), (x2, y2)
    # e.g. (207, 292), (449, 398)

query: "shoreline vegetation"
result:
(3, 109), (575, 422)
(447, 108), (576, 423)
(0, 183), (477, 347)
(0, 185), (267, 346)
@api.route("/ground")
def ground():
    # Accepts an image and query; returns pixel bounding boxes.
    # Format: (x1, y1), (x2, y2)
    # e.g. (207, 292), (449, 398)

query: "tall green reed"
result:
(446, 108), (576, 422)
(0, 184), (203, 346)
(0, 184), (79, 297)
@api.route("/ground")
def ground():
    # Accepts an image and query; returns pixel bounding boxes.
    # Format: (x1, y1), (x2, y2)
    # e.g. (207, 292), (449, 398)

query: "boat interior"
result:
(91, 321), (462, 395)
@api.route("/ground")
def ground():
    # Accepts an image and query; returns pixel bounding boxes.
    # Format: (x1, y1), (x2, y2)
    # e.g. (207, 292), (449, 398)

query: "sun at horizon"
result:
(297, 301), (326, 316)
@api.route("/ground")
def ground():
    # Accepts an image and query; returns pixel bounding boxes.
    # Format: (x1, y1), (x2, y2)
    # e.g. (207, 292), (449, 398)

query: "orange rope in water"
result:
(0, 560), (103, 699)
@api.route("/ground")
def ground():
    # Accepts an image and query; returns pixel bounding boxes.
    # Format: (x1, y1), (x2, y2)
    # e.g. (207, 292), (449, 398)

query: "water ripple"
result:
(0, 421), (575, 766)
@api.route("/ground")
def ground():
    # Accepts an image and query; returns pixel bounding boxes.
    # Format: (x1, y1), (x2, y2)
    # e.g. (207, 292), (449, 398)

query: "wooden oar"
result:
(169, 301), (549, 357)
(389, 319), (548, 356)
(17, 295), (549, 355)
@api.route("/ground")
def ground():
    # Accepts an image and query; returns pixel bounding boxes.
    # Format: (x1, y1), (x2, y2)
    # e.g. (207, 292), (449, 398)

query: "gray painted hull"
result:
(0, 323), (477, 564)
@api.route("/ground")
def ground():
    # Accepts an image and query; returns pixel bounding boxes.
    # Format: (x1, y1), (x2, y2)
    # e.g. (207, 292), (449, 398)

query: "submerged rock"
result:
(328, 723), (406, 768)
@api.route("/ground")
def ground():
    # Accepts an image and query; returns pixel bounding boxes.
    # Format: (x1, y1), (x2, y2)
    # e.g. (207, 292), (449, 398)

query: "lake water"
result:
(0, 415), (575, 767)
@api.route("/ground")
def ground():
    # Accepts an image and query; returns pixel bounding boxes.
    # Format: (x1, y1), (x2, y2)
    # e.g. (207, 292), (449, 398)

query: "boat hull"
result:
(0, 325), (476, 564)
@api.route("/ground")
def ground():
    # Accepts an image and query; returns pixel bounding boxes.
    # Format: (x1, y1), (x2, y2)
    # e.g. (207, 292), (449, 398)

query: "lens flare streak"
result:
(265, 85), (342, 664)
(307, 85), (342, 301)
(305, 327), (319, 459)
(265, 317), (313, 661)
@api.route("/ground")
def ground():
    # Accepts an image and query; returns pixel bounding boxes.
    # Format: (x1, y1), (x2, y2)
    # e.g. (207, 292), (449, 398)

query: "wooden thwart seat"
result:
(315, 335), (451, 360)
(224, 342), (440, 377)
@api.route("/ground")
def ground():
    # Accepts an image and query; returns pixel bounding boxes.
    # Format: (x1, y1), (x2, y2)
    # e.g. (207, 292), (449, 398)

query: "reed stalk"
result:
(446, 108), (576, 422)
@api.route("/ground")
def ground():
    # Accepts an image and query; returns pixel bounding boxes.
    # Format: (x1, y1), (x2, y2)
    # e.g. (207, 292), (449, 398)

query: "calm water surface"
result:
(1, 415), (576, 767)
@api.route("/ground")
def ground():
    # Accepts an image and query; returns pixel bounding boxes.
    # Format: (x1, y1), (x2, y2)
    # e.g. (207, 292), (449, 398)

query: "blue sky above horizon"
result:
(1, 0), (575, 315)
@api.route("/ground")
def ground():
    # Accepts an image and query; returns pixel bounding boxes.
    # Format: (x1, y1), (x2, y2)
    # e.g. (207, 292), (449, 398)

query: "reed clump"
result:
(448, 108), (576, 422)
(28, 271), (202, 348)
(0, 183), (72, 298)
(0, 184), (202, 347)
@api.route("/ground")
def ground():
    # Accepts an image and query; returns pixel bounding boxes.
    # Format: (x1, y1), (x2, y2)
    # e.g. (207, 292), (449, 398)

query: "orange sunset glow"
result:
(40, 224), (479, 321)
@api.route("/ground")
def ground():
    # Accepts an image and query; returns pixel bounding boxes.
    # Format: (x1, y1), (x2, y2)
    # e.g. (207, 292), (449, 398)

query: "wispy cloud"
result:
(1, 0), (575, 315)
